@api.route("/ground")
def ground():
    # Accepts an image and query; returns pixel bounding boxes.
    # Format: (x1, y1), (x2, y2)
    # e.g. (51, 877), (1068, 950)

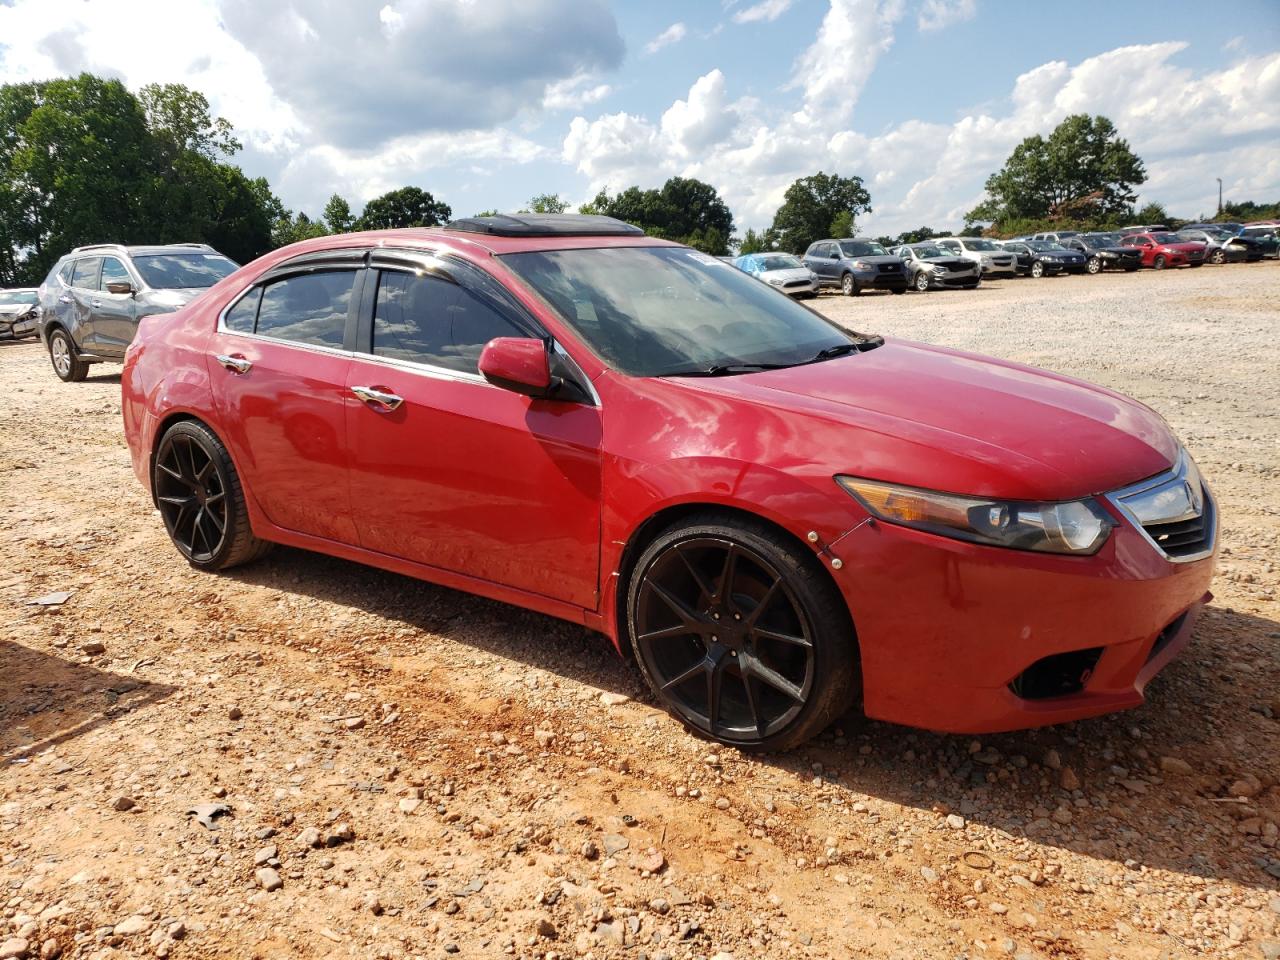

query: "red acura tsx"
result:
(121, 214), (1216, 750)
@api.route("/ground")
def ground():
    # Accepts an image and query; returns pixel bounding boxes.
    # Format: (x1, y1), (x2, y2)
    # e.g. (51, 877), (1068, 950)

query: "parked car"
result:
(891, 243), (981, 291)
(732, 253), (820, 298)
(1120, 224), (1171, 235)
(1120, 232), (1207, 269)
(1175, 227), (1263, 264)
(801, 239), (908, 296)
(999, 240), (1087, 278)
(1060, 234), (1143, 273)
(120, 213), (1217, 749)
(1029, 230), (1080, 243)
(934, 237), (1018, 278)
(1238, 224), (1280, 259)
(0, 288), (40, 340)
(37, 243), (238, 382)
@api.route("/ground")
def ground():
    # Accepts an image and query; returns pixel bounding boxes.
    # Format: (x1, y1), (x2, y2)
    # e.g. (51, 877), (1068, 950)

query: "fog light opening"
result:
(1009, 647), (1104, 701)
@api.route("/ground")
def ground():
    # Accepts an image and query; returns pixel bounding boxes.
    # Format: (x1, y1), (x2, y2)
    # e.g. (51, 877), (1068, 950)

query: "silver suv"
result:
(37, 243), (238, 381)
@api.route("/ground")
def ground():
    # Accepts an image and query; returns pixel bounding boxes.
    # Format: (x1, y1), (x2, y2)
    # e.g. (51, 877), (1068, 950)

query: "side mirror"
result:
(105, 281), (134, 295)
(479, 337), (554, 399)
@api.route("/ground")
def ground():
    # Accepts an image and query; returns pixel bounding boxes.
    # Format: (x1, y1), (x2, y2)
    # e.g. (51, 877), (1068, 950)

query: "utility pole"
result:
(1216, 178), (1223, 216)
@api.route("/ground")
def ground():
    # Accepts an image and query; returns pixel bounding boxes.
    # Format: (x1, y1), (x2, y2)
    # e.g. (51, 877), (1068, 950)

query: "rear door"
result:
(343, 250), (602, 609)
(66, 257), (102, 350)
(94, 256), (140, 357)
(206, 253), (365, 543)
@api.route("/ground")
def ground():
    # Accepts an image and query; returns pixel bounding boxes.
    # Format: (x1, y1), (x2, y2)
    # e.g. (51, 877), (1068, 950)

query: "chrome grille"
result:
(1106, 451), (1215, 563)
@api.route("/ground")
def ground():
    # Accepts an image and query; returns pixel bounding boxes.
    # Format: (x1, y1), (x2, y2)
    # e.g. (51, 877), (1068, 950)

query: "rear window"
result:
(132, 253), (238, 289)
(254, 271), (356, 348)
(71, 258), (100, 288)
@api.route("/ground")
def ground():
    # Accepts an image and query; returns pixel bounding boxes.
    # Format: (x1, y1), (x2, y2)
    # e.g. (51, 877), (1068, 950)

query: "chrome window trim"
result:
(1106, 449), (1217, 564)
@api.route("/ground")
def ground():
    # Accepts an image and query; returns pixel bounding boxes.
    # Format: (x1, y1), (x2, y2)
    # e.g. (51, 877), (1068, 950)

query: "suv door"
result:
(343, 251), (602, 609)
(206, 259), (363, 543)
(94, 256), (140, 357)
(66, 257), (102, 350)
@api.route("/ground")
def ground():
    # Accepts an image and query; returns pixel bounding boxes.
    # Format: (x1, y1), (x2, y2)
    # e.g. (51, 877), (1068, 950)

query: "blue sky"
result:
(2, 0), (1278, 237)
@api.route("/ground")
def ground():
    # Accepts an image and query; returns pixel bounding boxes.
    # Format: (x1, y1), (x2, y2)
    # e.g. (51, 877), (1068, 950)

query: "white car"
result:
(934, 237), (1018, 278)
(732, 253), (820, 298)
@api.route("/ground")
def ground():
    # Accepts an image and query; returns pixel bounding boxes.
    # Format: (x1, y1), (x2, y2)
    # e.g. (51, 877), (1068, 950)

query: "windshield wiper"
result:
(808, 335), (884, 363)
(664, 362), (792, 377)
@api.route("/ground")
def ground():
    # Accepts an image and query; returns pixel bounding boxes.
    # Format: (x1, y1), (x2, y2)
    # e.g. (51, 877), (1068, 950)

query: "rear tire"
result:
(153, 420), (273, 571)
(626, 515), (857, 751)
(48, 328), (89, 382)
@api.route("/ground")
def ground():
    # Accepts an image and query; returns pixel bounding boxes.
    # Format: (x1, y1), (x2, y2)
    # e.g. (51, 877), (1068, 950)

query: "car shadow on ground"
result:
(0, 639), (176, 762)
(225, 547), (1279, 892)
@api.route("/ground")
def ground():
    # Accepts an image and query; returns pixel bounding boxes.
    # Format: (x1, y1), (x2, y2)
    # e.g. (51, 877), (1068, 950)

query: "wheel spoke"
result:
(674, 545), (715, 602)
(751, 625), (812, 649)
(740, 671), (766, 739)
(745, 656), (804, 703)
(644, 579), (703, 629)
(744, 577), (782, 628)
(203, 505), (225, 535)
(196, 459), (215, 485)
(157, 494), (194, 507)
(638, 623), (700, 644)
(190, 506), (208, 553)
(717, 544), (739, 605)
(660, 659), (707, 693)
(157, 461), (185, 483)
(706, 655), (725, 734)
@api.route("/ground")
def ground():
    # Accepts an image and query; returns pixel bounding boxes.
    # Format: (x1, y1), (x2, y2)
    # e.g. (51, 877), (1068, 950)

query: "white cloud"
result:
(660, 70), (740, 156)
(792, 0), (905, 126)
(645, 22), (688, 54)
(542, 74), (613, 111)
(917, 0), (976, 33)
(733, 0), (794, 24)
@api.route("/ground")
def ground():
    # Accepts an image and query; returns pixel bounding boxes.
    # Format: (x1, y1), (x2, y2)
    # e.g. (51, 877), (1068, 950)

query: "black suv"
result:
(37, 243), (238, 381)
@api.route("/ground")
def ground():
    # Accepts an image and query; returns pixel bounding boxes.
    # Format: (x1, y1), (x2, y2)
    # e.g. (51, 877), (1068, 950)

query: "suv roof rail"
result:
(444, 213), (644, 238)
(168, 242), (214, 248)
(70, 243), (125, 253)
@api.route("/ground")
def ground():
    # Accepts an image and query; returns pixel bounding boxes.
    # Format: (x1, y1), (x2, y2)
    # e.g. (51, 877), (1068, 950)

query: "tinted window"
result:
(101, 257), (131, 288)
(57, 262), (75, 284)
(372, 270), (525, 373)
(223, 288), (261, 333)
(132, 253), (238, 289)
(71, 258), (100, 289)
(255, 271), (355, 348)
(502, 246), (856, 378)
(963, 239), (999, 251)
(839, 241), (888, 257)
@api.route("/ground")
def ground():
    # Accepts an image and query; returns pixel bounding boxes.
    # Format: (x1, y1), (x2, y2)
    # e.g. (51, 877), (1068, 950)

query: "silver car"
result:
(934, 237), (1018, 278)
(0, 288), (40, 340)
(892, 244), (982, 291)
(37, 243), (238, 382)
(732, 252), (820, 298)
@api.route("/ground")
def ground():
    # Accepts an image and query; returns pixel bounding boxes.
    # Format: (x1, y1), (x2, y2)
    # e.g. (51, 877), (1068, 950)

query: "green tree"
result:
(967, 114), (1146, 228)
(473, 208), (502, 218)
(525, 193), (569, 214)
(323, 194), (356, 233)
(896, 226), (939, 244)
(356, 187), (452, 230)
(139, 82), (240, 162)
(738, 228), (769, 254)
(829, 210), (855, 239)
(272, 211), (329, 248)
(583, 178), (735, 254)
(768, 172), (872, 254)
(1132, 201), (1170, 225)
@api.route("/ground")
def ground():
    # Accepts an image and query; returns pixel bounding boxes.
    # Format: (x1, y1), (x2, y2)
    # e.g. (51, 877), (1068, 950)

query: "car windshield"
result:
(1026, 241), (1064, 251)
(839, 241), (888, 257)
(132, 253), (238, 289)
(502, 245), (857, 377)
(753, 254), (804, 271)
(0, 291), (37, 305)
(1086, 233), (1122, 245)
(912, 245), (948, 258)
(1150, 233), (1181, 244)
(962, 239), (999, 251)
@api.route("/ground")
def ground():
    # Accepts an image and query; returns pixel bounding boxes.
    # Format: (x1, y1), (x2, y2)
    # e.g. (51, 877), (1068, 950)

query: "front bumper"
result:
(0, 314), (37, 338)
(979, 261), (1018, 277)
(852, 268), (908, 291)
(928, 270), (980, 288)
(776, 279), (820, 297)
(828, 503), (1216, 733)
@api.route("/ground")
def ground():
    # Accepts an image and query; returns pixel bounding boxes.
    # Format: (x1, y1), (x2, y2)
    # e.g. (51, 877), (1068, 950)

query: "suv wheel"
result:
(153, 420), (273, 571)
(840, 273), (858, 296)
(914, 272), (931, 292)
(48, 328), (89, 382)
(626, 515), (857, 751)
(1087, 257), (1102, 275)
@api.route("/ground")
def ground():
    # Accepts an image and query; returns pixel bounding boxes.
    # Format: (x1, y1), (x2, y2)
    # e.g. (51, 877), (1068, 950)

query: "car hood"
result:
(0, 304), (35, 315)
(843, 255), (902, 266)
(759, 267), (814, 282)
(666, 339), (1177, 501)
(919, 257), (974, 270)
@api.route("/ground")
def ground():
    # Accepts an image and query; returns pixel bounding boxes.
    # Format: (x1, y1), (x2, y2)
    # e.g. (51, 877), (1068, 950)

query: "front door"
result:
(94, 256), (140, 357)
(66, 257), (101, 351)
(344, 255), (602, 609)
(207, 266), (362, 544)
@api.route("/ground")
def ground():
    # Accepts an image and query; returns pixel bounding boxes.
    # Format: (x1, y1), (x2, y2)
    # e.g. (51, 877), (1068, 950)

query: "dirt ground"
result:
(2, 263), (1278, 960)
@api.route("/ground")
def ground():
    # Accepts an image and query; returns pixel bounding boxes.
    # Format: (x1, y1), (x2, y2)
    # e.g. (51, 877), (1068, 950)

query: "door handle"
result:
(215, 354), (252, 374)
(91, 299), (101, 308)
(351, 385), (403, 411)
(59, 295), (72, 304)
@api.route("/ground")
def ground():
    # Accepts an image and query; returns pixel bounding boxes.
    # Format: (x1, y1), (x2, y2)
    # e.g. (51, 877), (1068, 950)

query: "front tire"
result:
(48, 328), (89, 382)
(1210, 249), (1225, 265)
(153, 420), (272, 571)
(914, 272), (931, 292)
(890, 285), (907, 295)
(841, 273), (859, 296)
(1153, 254), (1167, 270)
(1030, 261), (1045, 278)
(1087, 257), (1102, 275)
(626, 515), (857, 751)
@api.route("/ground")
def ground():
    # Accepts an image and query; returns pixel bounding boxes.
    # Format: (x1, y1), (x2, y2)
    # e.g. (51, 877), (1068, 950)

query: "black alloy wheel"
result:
(153, 420), (271, 570)
(627, 518), (856, 750)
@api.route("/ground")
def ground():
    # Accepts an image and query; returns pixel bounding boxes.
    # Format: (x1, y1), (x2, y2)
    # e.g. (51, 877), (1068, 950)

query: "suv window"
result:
(71, 258), (101, 289)
(371, 269), (525, 373)
(57, 262), (75, 284)
(255, 271), (356, 348)
(101, 257), (131, 289)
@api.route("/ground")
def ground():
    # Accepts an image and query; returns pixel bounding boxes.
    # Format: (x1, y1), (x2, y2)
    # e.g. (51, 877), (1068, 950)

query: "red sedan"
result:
(121, 214), (1216, 750)
(1121, 231), (1207, 269)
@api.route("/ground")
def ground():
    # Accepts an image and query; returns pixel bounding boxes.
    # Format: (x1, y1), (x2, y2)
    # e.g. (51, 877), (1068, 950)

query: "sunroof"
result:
(444, 213), (645, 238)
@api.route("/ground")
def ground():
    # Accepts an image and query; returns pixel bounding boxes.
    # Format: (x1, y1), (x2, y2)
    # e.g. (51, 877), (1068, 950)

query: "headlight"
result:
(852, 260), (872, 270)
(835, 476), (1115, 555)
(767, 277), (784, 285)
(931, 264), (948, 274)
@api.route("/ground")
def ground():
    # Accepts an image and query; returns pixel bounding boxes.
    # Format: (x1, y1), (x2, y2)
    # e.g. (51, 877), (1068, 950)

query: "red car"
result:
(120, 214), (1216, 750)
(1121, 231), (1207, 269)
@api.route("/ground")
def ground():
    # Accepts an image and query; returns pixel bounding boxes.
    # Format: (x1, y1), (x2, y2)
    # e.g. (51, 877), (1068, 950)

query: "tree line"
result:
(3, 74), (1273, 287)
